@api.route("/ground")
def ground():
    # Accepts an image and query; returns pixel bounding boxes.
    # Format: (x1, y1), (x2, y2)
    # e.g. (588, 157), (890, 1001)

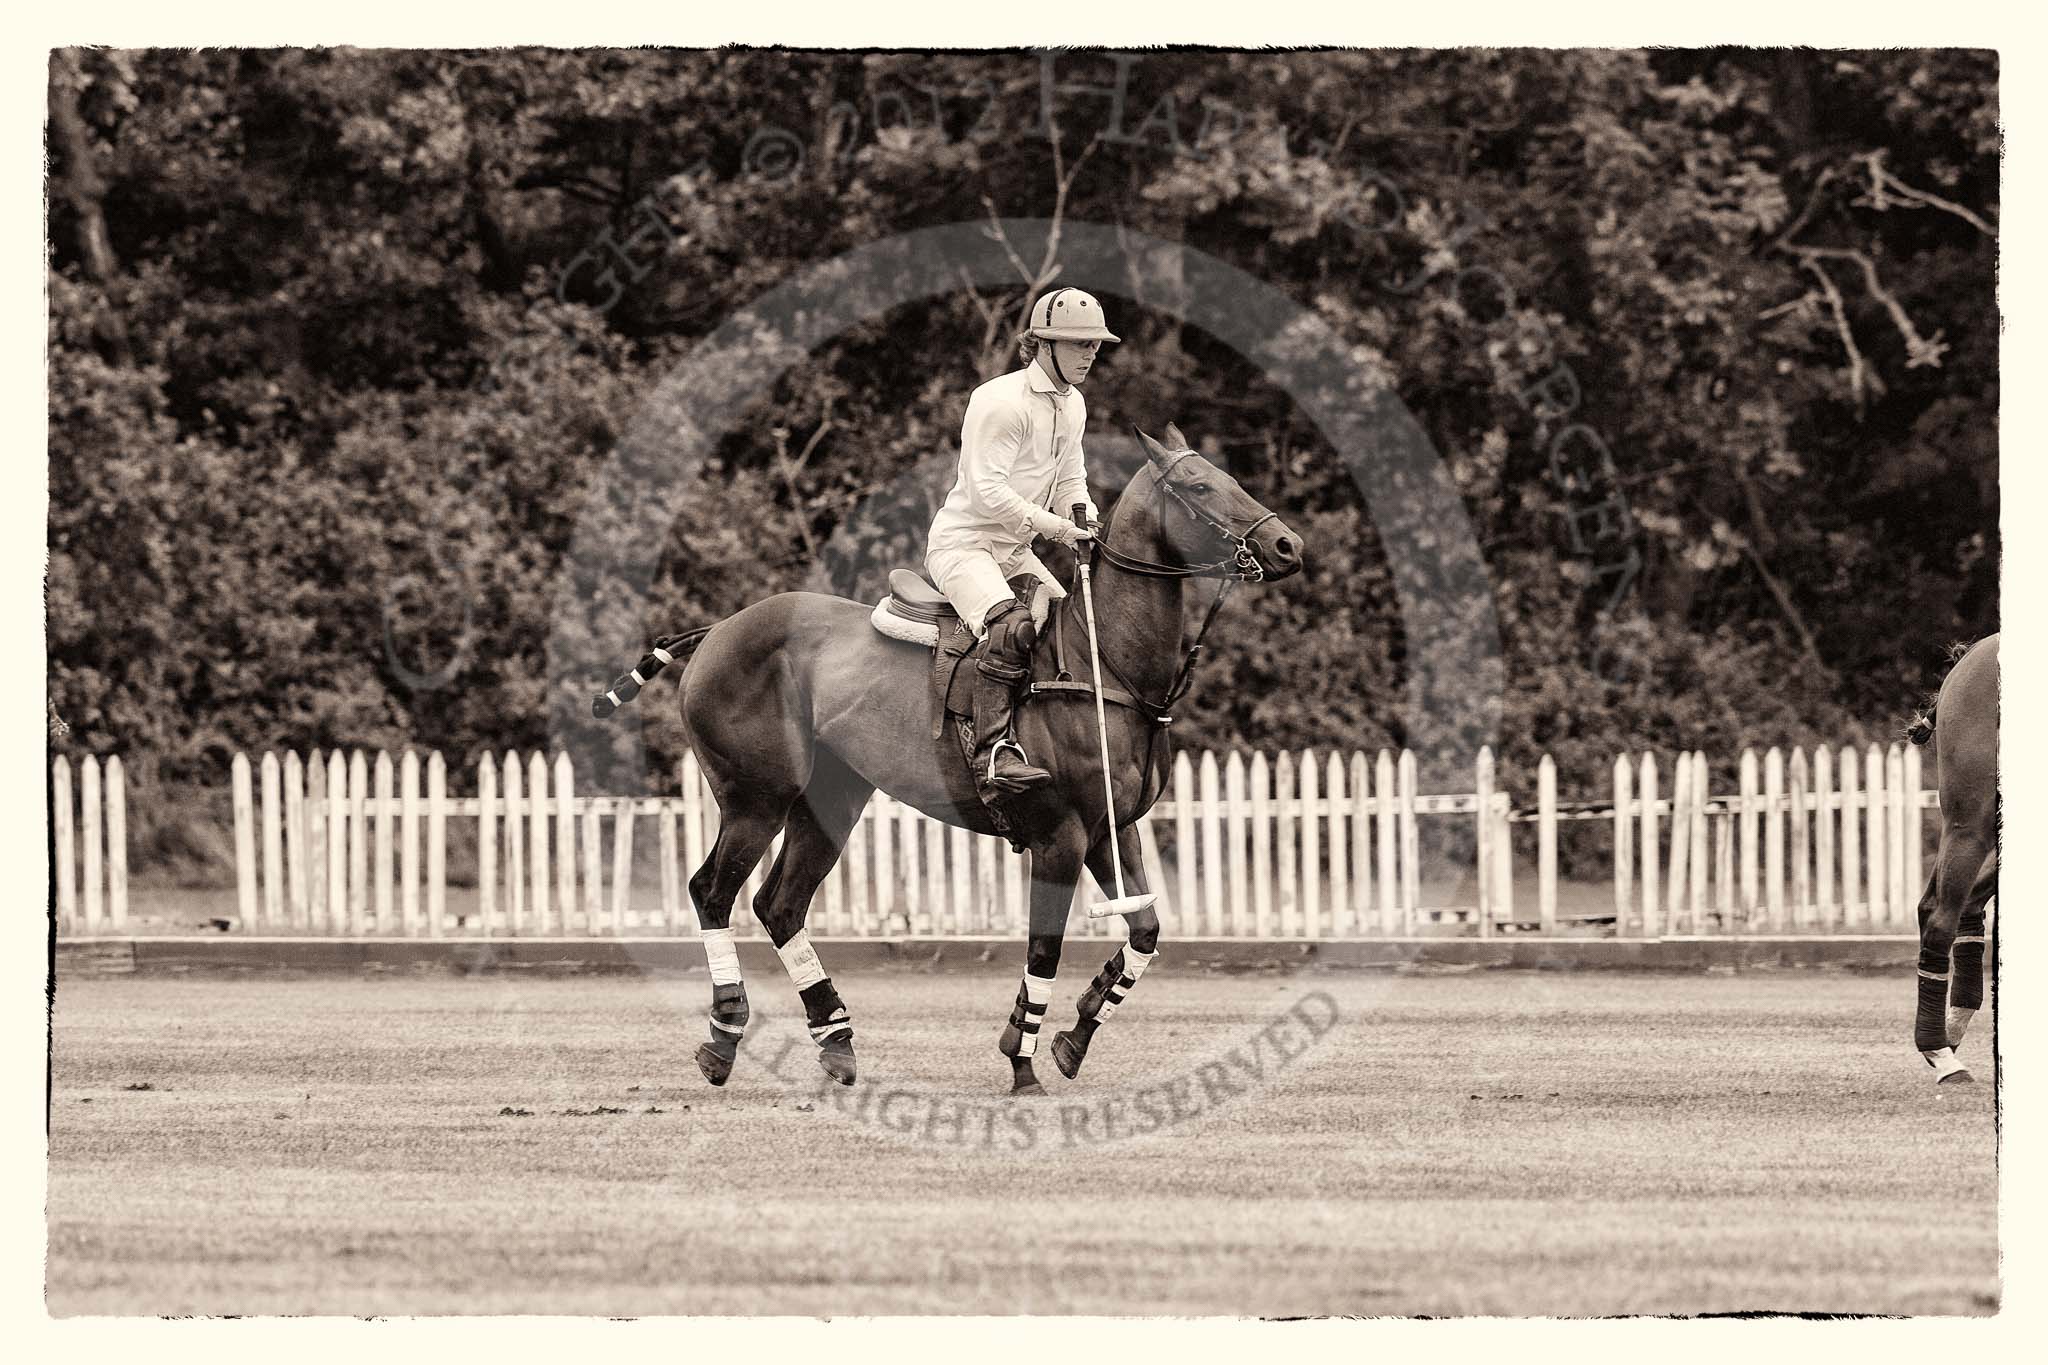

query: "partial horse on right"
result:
(1908, 633), (1999, 1084)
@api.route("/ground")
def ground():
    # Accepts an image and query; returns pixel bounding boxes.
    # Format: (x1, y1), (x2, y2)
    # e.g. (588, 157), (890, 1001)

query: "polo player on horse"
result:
(926, 287), (1118, 811)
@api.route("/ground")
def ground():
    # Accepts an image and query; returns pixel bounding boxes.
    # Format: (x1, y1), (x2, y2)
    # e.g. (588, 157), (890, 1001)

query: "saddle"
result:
(871, 569), (1054, 741)
(869, 566), (1177, 850)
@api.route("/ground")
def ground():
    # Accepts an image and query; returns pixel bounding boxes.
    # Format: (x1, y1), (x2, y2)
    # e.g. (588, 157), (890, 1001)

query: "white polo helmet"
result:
(1028, 287), (1120, 343)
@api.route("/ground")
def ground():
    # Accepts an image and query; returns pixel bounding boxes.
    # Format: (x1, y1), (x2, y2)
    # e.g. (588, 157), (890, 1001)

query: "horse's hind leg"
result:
(752, 751), (874, 1086)
(687, 800), (788, 1086)
(1052, 827), (1161, 1081)
(1947, 850), (1997, 1049)
(1916, 829), (1993, 1084)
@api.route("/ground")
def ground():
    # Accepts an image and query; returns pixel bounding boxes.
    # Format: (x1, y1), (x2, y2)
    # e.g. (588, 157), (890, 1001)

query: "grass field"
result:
(48, 966), (1997, 1317)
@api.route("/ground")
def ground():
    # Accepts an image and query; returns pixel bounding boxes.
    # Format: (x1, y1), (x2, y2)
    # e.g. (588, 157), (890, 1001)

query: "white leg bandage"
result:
(700, 926), (742, 986)
(775, 929), (826, 991)
(1094, 944), (1156, 1024)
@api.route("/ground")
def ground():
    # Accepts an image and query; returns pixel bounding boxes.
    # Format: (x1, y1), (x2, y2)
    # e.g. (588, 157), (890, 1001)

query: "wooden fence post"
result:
(428, 751), (448, 937)
(53, 757), (75, 933)
(1473, 748), (1494, 935)
(283, 751), (306, 927)
(1398, 751), (1420, 932)
(1303, 750), (1326, 937)
(528, 752), (551, 932)
(401, 750), (422, 936)
(348, 750), (369, 935)
(1377, 750), (1398, 934)
(1172, 754), (1195, 934)
(105, 755), (128, 930)
(1864, 744), (1888, 927)
(1763, 747), (1785, 930)
(259, 753), (282, 928)
(1688, 753), (1709, 934)
(478, 753), (497, 936)
(1903, 740), (1925, 912)
(306, 751), (327, 928)
(1249, 751), (1273, 937)
(1613, 754), (1633, 932)
(1664, 752), (1690, 933)
(1537, 754), (1557, 934)
(1225, 752), (1249, 935)
(1789, 747), (1810, 929)
(1639, 753), (1659, 938)
(374, 751), (395, 932)
(231, 753), (255, 927)
(555, 753), (577, 932)
(1326, 752), (1349, 938)
(1886, 743), (1908, 927)
(1738, 749), (1759, 923)
(1838, 744), (1861, 927)
(326, 751), (348, 935)
(1201, 751), (1225, 937)
(503, 750), (525, 935)
(581, 793), (602, 937)
(1272, 751), (1295, 937)
(1814, 746), (1835, 929)
(1349, 752), (1371, 936)
(661, 792), (684, 935)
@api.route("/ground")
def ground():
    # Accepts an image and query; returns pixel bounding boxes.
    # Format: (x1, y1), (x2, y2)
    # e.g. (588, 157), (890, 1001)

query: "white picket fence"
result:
(52, 740), (1941, 939)
(1607, 744), (1936, 935)
(51, 754), (129, 931)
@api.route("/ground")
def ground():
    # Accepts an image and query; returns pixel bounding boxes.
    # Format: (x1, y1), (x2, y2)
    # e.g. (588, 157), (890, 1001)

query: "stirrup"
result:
(985, 737), (1050, 793)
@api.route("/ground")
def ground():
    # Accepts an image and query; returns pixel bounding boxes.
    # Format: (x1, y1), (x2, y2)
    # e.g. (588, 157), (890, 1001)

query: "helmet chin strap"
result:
(1046, 342), (1075, 389)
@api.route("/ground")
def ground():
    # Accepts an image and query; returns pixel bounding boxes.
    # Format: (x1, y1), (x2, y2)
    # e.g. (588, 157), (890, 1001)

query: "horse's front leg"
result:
(1051, 826), (1161, 1081)
(1000, 821), (1088, 1097)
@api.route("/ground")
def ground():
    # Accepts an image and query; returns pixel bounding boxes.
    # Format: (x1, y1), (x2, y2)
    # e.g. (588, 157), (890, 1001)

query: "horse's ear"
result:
(1163, 422), (1191, 452)
(1133, 426), (1173, 466)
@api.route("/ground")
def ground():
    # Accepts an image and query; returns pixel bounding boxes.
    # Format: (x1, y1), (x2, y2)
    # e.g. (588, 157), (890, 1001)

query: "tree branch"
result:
(1853, 149), (1997, 237)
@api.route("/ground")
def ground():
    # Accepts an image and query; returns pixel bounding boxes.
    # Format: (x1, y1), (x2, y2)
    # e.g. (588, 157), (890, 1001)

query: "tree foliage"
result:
(48, 48), (1998, 808)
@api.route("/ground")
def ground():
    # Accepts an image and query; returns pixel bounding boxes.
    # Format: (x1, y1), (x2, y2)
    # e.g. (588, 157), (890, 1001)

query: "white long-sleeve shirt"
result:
(928, 362), (1099, 555)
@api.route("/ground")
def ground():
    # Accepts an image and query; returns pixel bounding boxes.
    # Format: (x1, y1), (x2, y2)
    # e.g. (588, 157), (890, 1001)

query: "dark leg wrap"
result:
(998, 985), (1047, 1059)
(801, 979), (857, 1086)
(1914, 949), (1951, 1054)
(1052, 951), (1131, 1080)
(800, 979), (853, 1044)
(695, 981), (749, 1087)
(1952, 908), (1988, 1013)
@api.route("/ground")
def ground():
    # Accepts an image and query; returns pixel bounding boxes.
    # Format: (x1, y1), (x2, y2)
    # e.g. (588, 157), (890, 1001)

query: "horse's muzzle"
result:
(1251, 521), (1305, 579)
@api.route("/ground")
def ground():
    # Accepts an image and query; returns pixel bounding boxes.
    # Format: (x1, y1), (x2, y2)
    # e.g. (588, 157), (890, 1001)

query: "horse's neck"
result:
(1063, 494), (1185, 701)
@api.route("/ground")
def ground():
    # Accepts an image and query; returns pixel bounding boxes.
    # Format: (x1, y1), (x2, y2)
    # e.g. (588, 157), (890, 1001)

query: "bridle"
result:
(1090, 451), (1280, 583)
(1052, 450), (1284, 809)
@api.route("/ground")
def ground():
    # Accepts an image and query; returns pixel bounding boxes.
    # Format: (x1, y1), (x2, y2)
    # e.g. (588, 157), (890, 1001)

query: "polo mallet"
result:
(1072, 504), (1158, 919)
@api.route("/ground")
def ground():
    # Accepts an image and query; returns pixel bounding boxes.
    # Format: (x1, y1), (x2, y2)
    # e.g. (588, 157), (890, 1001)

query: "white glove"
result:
(1044, 518), (1094, 548)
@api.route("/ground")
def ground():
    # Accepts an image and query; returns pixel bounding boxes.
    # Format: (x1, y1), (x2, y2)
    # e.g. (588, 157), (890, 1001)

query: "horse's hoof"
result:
(817, 1041), (857, 1086)
(694, 1042), (734, 1087)
(1010, 1079), (1046, 1097)
(1937, 1067), (1976, 1086)
(1051, 1031), (1086, 1080)
(1923, 1047), (1972, 1086)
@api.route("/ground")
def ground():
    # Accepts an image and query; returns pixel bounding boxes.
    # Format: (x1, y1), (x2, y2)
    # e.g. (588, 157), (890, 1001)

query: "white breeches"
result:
(925, 541), (1065, 636)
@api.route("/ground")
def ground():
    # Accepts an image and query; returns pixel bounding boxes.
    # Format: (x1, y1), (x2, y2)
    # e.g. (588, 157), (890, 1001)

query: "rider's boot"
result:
(973, 598), (1051, 801)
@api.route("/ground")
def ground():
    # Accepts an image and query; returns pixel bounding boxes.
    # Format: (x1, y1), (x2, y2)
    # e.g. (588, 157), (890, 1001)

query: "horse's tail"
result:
(1906, 704), (1936, 746)
(591, 626), (715, 720)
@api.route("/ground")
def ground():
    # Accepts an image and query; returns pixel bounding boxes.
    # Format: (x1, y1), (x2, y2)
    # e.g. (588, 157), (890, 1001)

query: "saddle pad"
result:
(870, 581), (1054, 647)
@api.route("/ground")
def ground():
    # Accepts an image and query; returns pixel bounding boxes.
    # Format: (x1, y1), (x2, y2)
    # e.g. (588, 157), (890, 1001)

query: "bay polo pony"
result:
(595, 426), (1303, 1094)
(1907, 633), (1998, 1084)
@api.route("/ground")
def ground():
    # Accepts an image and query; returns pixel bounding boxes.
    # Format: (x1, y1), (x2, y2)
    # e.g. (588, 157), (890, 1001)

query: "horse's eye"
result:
(1192, 483), (1211, 494)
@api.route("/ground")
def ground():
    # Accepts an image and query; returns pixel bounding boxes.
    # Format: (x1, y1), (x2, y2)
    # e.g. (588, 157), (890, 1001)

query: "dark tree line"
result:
(49, 48), (1997, 816)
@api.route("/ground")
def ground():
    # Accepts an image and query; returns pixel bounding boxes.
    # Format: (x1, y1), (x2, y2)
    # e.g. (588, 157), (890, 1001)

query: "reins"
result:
(1029, 453), (1275, 810)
